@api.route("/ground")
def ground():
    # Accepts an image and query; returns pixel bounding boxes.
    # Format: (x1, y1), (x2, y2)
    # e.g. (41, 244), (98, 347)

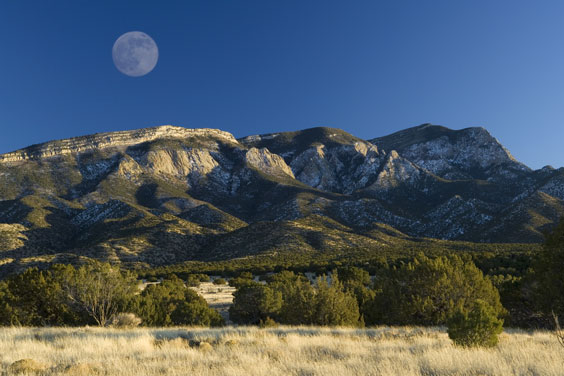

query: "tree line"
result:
(228, 254), (504, 326)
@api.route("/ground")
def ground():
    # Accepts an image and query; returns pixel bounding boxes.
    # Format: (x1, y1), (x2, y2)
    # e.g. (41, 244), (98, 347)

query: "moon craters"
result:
(112, 31), (158, 77)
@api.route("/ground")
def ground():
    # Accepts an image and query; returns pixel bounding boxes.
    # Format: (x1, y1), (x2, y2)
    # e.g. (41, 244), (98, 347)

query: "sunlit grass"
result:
(0, 326), (562, 375)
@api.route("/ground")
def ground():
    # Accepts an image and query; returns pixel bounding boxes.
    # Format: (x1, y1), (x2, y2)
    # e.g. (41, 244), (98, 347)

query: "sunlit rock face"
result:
(287, 141), (389, 194)
(371, 124), (530, 181)
(369, 150), (422, 191)
(244, 147), (295, 179)
(136, 148), (220, 181)
(0, 126), (237, 163)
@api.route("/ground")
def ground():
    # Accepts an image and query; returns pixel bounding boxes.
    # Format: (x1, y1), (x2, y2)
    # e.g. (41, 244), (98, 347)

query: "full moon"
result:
(112, 31), (158, 77)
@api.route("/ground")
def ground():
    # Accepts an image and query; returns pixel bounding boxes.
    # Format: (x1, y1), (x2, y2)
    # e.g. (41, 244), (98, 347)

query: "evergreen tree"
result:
(131, 276), (223, 326)
(0, 280), (16, 325)
(229, 272), (255, 289)
(311, 276), (361, 327)
(448, 299), (504, 348)
(336, 267), (375, 324)
(269, 271), (315, 325)
(1, 266), (86, 326)
(229, 282), (282, 325)
(534, 219), (564, 318)
(371, 253), (504, 325)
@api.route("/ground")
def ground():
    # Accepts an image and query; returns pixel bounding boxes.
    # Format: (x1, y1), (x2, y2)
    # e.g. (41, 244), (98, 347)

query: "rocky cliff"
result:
(0, 126), (237, 163)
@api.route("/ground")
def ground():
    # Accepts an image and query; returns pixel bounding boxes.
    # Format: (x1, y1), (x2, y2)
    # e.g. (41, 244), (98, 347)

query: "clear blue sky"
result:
(1, 1), (563, 169)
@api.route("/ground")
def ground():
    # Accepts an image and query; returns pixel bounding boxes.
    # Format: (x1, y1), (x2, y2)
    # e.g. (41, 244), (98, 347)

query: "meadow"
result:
(0, 326), (562, 376)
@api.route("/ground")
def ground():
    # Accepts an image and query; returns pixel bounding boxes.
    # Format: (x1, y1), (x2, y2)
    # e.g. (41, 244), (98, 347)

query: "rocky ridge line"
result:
(0, 125), (237, 163)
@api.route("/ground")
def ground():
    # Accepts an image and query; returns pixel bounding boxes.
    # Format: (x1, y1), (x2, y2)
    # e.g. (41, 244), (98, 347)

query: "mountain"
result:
(0, 123), (561, 275)
(370, 123), (530, 181)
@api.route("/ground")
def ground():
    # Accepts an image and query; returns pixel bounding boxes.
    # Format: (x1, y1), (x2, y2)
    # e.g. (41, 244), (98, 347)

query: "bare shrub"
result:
(153, 337), (189, 349)
(62, 262), (138, 326)
(8, 358), (49, 374)
(259, 317), (279, 328)
(60, 363), (101, 375)
(110, 313), (142, 328)
(552, 311), (564, 348)
(197, 341), (213, 352)
(223, 338), (239, 347)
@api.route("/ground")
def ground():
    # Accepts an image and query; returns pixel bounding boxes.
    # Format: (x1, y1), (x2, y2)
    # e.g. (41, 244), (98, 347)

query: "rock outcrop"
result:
(0, 125), (237, 163)
(244, 147), (295, 178)
(371, 124), (530, 180)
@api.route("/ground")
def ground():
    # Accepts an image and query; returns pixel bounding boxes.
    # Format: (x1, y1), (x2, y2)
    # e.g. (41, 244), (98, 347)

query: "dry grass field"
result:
(191, 280), (236, 322)
(0, 326), (562, 376)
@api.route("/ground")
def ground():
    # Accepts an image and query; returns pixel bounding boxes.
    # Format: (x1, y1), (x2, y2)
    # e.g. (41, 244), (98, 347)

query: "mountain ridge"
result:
(0, 123), (562, 275)
(371, 123), (529, 181)
(0, 125), (237, 163)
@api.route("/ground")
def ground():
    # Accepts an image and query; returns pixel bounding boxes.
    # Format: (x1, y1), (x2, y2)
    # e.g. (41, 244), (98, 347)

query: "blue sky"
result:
(0, 1), (563, 169)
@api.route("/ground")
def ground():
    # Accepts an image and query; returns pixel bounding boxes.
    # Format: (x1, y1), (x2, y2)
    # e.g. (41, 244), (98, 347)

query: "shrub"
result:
(259, 316), (279, 328)
(534, 219), (564, 318)
(197, 342), (213, 352)
(229, 272), (362, 326)
(270, 271), (315, 325)
(371, 254), (505, 326)
(110, 313), (142, 328)
(8, 359), (48, 374)
(186, 274), (210, 287)
(61, 262), (138, 327)
(337, 266), (371, 286)
(552, 311), (564, 348)
(213, 278), (227, 285)
(131, 276), (224, 326)
(238, 272), (254, 279)
(1, 264), (102, 326)
(170, 300), (224, 327)
(0, 281), (18, 326)
(335, 267), (375, 323)
(311, 277), (362, 327)
(229, 282), (282, 324)
(2, 267), (65, 326)
(229, 272), (254, 289)
(447, 299), (504, 348)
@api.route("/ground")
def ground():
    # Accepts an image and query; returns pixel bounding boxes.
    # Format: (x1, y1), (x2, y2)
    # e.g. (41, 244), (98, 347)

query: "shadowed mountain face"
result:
(0, 124), (562, 274)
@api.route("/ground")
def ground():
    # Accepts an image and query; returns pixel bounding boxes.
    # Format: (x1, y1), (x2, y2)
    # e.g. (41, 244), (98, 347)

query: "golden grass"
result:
(191, 281), (236, 322)
(0, 326), (562, 375)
